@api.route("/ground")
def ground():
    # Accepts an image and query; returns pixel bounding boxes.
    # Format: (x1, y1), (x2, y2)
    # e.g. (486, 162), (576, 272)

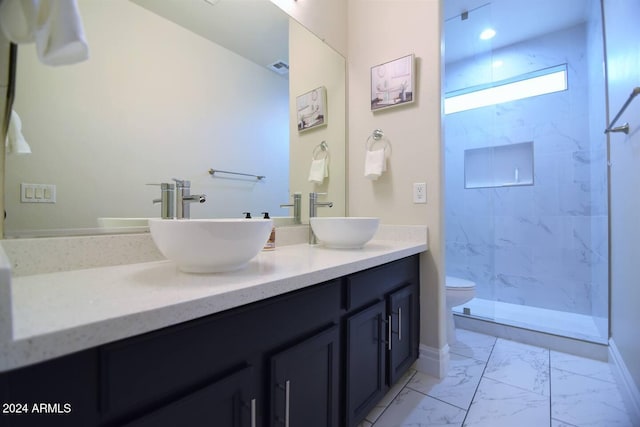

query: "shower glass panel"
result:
(444, 0), (609, 344)
(444, 2), (498, 324)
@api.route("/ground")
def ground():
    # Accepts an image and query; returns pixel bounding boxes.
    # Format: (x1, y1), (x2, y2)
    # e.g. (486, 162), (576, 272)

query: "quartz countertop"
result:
(0, 227), (427, 372)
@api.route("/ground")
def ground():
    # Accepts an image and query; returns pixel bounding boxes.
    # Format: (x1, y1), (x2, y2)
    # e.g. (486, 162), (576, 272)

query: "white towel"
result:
(0, 0), (89, 66)
(308, 157), (329, 184)
(5, 110), (32, 155)
(364, 149), (386, 180)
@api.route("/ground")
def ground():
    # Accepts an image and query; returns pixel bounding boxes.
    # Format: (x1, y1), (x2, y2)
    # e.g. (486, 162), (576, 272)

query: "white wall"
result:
(604, 0), (640, 400)
(5, 0), (289, 233)
(348, 0), (446, 375)
(270, 0), (347, 58)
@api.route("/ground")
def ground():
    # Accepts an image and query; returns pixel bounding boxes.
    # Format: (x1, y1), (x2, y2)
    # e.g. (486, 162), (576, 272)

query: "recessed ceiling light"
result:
(492, 60), (503, 68)
(480, 28), (496, 40)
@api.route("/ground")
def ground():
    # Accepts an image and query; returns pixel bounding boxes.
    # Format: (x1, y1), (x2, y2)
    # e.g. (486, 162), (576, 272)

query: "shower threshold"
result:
(453, 298), (608, 345)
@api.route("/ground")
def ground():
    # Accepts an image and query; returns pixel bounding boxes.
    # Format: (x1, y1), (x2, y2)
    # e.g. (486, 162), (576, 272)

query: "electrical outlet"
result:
(413, 182), (426, 204)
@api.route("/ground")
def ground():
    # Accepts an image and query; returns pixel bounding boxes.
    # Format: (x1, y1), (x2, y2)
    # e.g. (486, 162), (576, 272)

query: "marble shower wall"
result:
(445, 23), (608, 315)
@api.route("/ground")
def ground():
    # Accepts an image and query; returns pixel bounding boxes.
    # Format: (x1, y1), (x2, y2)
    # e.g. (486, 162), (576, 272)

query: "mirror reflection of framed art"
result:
(296, 86), (327, 132)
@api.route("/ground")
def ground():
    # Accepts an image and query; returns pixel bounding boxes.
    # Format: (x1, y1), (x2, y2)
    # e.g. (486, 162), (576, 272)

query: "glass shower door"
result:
(444, 0), (609, 344)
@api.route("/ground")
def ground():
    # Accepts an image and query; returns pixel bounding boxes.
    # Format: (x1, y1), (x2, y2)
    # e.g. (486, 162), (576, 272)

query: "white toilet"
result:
(445, 276), (476, 344)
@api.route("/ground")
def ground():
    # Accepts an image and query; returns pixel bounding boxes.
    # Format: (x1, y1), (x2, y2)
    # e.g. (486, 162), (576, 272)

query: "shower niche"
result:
(464, 141), (534, 189)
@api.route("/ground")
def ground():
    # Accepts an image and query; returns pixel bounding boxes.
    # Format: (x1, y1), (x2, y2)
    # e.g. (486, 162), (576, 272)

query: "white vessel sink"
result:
(149, 218), (273, 273)
(310, 217), (379, 249)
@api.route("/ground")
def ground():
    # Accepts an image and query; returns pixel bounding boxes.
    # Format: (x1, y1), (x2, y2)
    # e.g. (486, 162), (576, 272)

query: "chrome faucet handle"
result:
(184, 194), (206, 203)
(172, 178), (204, 219)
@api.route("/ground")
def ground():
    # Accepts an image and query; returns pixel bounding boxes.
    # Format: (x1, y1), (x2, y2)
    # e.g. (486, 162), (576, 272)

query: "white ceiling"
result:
(130, 0), (593, 70)
(131, 0), (289, 74)
(444, 0), (592, 64)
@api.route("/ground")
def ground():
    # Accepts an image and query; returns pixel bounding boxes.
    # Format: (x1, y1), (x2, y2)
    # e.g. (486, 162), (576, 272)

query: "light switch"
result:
(21, 183), (56, 203)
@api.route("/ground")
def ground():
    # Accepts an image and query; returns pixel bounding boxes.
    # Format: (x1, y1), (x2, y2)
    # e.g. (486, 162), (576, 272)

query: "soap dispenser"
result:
(262, 212), (275, 250)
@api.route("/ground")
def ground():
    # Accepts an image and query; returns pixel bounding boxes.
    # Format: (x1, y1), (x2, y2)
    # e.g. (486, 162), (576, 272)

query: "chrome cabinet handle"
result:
(285, 380), (291, 427)
(250, 398), (256, 427)
(387, 314), (392, 351)
(398, 307), (402, 341)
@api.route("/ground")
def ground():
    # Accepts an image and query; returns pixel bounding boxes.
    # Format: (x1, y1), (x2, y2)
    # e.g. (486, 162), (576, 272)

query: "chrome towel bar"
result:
(208, 169), (265, 180)
(605, 87), (640, 134)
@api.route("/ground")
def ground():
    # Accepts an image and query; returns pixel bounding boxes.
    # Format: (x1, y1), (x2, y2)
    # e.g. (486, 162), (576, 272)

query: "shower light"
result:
(480, 28), (496, 40)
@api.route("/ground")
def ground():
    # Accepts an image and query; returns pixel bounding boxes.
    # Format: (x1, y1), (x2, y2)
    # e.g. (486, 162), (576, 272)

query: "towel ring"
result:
(313, 141), (329, 160)
(366, 129), (391, 157)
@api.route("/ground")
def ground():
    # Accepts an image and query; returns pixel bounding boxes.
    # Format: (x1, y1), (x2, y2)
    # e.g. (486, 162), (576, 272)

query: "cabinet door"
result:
(270, 324), (339, 427)
(388, 284), (419, 385)
(345, 300), (387, 427)
(0, 349), (98, 427)
(123, 365), (256, 427)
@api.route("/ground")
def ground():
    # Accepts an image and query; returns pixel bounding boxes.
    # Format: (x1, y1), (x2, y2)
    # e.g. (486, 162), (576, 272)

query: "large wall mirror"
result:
(3, 0), (346, 238)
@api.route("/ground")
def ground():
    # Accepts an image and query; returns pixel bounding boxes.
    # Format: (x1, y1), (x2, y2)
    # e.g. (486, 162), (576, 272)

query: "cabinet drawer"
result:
(346, 256), (418, 311)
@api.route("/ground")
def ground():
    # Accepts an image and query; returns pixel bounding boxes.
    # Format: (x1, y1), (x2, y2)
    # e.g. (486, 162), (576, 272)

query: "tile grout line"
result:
(366, 369), (418, 426)
(404, 384), (470, 412)
(460, 336), (498, 426)
(549, 346), (552, 427)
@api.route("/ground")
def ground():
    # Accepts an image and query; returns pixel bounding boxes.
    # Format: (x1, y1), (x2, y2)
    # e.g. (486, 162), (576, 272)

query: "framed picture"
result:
(371, 54), (415, 111)
(296, 86), (327, 132)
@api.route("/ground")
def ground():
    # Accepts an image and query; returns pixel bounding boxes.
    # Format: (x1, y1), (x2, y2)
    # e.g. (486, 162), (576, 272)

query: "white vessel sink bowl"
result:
(149, 218), (273, 273)
(310, 217), (380, 249)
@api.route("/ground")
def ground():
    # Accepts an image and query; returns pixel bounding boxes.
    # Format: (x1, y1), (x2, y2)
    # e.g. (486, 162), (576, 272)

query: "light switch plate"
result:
(21, 183), (56, 203)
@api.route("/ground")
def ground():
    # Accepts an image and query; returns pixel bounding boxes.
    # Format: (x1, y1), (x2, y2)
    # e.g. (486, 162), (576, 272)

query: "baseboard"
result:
(415, 343), (450, 379)
(609, 338), (640, 426)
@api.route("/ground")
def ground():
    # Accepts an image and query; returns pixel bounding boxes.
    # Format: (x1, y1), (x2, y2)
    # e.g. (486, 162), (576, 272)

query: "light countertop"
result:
(0, 226), (427, 372)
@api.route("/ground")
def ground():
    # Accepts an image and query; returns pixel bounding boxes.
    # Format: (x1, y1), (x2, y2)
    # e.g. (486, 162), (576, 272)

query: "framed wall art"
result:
(296, 86), (327, 132)
(371, 54), (415, 111)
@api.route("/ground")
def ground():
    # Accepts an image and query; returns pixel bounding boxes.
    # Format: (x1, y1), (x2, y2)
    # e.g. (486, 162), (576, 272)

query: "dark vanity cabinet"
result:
(344, 257), (420, 427)
(0, 255), (419, 427)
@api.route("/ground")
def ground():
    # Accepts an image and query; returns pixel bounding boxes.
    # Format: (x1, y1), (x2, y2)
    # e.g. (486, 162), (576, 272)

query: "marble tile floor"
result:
(358, 329), (633, 427)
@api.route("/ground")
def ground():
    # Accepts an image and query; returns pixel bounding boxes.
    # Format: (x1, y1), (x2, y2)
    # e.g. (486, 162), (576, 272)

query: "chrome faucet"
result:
(148, 183), (175, 219)
(309, 192), (333, 244)
(280, 192), (302, 224)
(173, 178), (206, 219)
